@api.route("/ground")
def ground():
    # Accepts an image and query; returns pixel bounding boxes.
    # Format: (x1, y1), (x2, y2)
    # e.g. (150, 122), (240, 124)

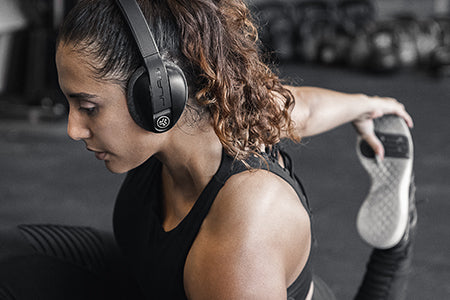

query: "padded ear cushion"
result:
(165, 63), (188, 127)
(127, 66), (152, 131)
(126, 64), (188, 132)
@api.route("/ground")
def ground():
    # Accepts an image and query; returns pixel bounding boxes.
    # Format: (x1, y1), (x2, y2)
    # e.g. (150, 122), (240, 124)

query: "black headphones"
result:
(116, 0), (187, 133)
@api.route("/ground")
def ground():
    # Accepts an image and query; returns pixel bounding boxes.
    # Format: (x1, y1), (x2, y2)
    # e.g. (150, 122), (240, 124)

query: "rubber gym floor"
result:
(0, 63), (449, 299)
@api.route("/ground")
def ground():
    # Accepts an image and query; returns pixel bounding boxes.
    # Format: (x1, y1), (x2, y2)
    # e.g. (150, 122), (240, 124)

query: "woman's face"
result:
(56, 44), (163, 173)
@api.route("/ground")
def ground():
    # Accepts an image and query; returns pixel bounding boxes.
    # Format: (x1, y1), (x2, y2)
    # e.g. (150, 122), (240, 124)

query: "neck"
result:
(154, 122), (223, 230)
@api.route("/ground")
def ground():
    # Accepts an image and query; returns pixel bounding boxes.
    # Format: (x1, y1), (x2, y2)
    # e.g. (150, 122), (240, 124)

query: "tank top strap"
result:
(196, 149), (266, 220)
(277, 144), (312, 215)
(213, 149), (268, 185)
(213, 148), (239, 184)
(212, 147), (311, 218)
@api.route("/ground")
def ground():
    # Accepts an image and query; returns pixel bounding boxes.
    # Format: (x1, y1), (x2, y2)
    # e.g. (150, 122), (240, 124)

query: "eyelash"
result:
(78, 106), (97, 116)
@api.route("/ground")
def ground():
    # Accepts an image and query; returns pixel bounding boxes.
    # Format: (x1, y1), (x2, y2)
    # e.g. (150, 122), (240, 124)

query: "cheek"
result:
(104, 118), (155, 169)
(91, 101), (159, 172)
(107, 118), (149, 154)
(96, 104), (141, 146)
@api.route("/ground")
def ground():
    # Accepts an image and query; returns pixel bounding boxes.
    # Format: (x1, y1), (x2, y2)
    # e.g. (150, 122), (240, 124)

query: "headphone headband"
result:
(116, 0), (174, 132)
(116, 0), (159, 58)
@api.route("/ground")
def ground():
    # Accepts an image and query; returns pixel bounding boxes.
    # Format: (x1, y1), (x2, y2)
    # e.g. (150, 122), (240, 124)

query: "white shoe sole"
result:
(356, 115), (414, 249)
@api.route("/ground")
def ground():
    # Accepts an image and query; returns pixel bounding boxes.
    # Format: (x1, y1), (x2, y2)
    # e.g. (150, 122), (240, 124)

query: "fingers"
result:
(352, 117), (385, 160)
(394, 108), (414, 128)
(361, 132), (385, 160)
(372, 96), (414, 129)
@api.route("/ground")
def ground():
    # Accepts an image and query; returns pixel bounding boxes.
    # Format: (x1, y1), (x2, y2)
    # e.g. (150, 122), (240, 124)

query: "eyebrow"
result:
(68, 92), (99, 100)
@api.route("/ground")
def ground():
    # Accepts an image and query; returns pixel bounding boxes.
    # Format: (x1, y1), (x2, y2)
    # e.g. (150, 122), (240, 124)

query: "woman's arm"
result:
(285, 86), (414, 159)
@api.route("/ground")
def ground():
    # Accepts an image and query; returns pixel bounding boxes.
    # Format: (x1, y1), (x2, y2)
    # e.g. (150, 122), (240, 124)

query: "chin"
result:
(104, 161), (132, 174)
(104, 157), (148, 174)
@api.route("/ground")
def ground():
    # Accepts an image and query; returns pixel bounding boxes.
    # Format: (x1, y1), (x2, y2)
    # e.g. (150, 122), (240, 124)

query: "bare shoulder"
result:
(207, 169), (310, 233)
(184, 169), (311, 300)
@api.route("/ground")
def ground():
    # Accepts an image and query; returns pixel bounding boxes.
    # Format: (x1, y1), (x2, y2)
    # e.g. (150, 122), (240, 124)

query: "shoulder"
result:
(184, 169), (311, 299)
(210, 169), (308, 231)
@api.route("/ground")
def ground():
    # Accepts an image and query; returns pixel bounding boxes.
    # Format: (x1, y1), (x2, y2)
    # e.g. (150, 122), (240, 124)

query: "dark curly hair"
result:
(57, 0), (299, 160)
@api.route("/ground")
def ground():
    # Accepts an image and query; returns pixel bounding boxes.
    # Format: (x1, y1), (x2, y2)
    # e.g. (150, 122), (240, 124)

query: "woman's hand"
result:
(282, 86), (414, 157)
(352, 96), (413, 160)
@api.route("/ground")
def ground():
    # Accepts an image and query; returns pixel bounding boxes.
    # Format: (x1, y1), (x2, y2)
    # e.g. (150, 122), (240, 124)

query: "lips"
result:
(87, 147), (108, 161)
(94, 151), (108, 160)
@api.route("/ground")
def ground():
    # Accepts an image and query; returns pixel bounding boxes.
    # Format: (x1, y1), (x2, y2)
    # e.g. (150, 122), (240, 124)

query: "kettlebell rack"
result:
(252, 0), (450, 77)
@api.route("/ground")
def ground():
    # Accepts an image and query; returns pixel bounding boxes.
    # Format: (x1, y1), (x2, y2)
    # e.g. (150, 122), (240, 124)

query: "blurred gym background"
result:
(0, 0), (449, 299)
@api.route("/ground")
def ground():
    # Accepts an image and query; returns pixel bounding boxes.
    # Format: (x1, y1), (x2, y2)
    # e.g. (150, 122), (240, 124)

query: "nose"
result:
(67, 110), (92, 141)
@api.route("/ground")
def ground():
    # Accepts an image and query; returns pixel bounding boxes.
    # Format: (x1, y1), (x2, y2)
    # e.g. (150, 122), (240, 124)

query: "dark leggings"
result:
(0, 224), (414, 300)
(312, 235), (415, 300)
(0, 224), (141, 300)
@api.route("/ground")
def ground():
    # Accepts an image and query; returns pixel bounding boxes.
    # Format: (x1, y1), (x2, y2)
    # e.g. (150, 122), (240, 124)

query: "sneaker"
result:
(356, 115), (414, 249)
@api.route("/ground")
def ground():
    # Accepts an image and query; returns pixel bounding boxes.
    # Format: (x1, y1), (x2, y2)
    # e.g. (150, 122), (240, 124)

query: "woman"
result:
(0, 0), (415, 299)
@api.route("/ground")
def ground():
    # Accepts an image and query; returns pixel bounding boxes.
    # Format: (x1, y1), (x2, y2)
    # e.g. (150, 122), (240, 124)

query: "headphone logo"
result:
(156, 115), (170, 129)
(155, 68), (166, 107)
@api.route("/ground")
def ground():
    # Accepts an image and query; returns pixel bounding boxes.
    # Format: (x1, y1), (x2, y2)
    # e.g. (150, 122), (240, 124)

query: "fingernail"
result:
(375, 154), (382, 164)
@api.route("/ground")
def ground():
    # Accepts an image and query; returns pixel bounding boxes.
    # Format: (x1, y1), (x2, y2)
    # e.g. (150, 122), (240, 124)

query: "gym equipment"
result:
(390, 14), (422, 68)
(365, 23), (401, 73)
(294, 0), (335, 63)
(347, 27), (372, 69)
(430, 45), (450, 77)
(364, 14), (436, 73)
(116, 0), (188, 133)
(293, 0), (378, 67)
(337, 0), (376, 36)
(415, 19), (441, 66)
(434, 16), (450, 46)
(318, 25), (353, 65)
(253, 0), (448, 77)
(430, 16), (450, 77)
(255, 1), (296, 61)
(321, 0), (376, 68)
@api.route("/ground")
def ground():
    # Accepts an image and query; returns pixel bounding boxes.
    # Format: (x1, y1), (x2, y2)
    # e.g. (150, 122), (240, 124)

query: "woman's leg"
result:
(354, 180), (417, 300)
(354, 114), (416, 300)
(0, 224), (141, 300)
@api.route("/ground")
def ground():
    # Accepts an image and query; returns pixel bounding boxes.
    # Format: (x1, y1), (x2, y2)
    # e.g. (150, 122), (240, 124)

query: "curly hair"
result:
(57, 0), (299, 160)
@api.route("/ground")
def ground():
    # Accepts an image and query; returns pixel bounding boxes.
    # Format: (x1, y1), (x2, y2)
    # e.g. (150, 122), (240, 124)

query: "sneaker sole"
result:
(356, 115), (414, 249)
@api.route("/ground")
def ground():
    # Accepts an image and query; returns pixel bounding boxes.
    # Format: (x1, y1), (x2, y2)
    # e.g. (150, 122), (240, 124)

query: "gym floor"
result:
(1, 62), (449, 299)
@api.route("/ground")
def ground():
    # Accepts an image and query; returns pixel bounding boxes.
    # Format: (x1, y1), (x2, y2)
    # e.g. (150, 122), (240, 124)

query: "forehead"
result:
(56, 45), (93, 82)
(56, 44), (110, 94)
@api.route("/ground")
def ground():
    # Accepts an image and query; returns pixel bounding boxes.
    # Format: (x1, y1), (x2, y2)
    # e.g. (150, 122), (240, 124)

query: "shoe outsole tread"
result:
(356, 115), (414, 249)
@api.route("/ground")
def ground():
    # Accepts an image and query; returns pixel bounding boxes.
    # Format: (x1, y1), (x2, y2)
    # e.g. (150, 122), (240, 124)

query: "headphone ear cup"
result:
(127, 66), (154, 131)
(166, 63), (188, 127)
(126, 64), (188, 133)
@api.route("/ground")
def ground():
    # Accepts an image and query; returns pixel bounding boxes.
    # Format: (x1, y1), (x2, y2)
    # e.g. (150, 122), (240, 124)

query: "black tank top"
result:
(113, 145), (313, 299)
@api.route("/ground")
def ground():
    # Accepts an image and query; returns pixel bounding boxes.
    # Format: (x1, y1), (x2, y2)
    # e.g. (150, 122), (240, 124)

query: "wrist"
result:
(351, 94), (376, 122)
